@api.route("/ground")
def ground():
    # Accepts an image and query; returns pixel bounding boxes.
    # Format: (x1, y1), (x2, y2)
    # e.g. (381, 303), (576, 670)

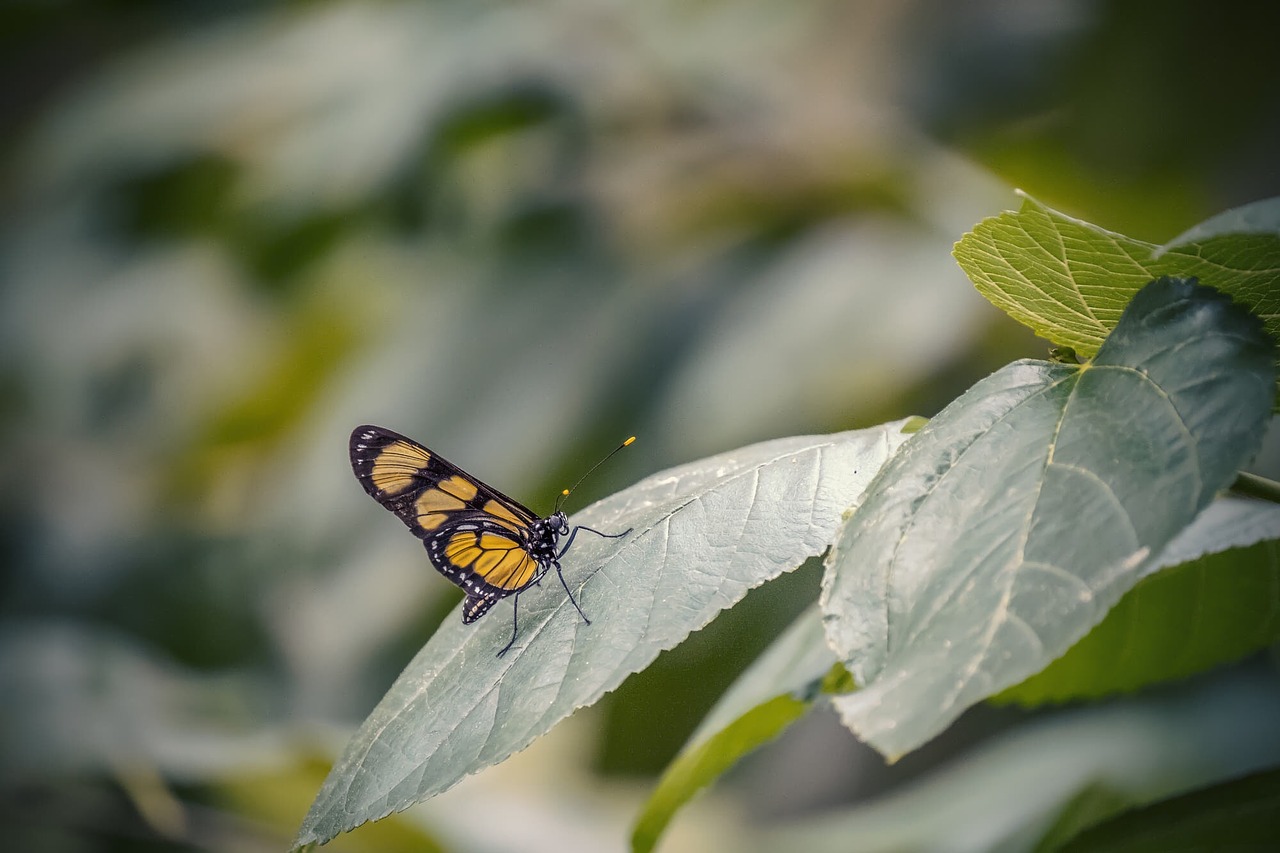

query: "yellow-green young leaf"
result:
(631, 694), (808, 853)
(953, 195), (1280, 400)
(997, 498), (1280, 706)
(822, 279), (1276, 760)
(631, 606), (838, 853)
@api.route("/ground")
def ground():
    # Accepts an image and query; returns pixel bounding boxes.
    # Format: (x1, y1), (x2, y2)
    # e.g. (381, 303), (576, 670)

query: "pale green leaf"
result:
(998, 498), (1280, 705)
(295, 421), (914, 849)
(1162, 195), (1280, 246)
(822, 279), (1275, 759)
(755, 666), (1280, 853)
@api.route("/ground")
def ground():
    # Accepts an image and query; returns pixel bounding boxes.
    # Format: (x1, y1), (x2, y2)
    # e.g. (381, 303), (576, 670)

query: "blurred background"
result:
(2, 1), (1278, 851)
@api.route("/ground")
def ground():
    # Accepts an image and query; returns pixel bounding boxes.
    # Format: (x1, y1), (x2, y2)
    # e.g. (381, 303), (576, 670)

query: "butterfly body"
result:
(425, 511), (567, 624)
(350, 425), (625, 654)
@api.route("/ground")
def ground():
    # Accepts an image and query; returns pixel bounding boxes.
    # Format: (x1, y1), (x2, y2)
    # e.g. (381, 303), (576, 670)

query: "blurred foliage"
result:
(2, 1), (1278, 851)
(909, 0), (1280, 239)
(1052, 766), (1280, 852)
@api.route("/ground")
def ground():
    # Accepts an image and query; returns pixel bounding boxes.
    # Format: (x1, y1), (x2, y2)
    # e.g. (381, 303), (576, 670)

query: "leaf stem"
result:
(1230, 471), (1280, 504)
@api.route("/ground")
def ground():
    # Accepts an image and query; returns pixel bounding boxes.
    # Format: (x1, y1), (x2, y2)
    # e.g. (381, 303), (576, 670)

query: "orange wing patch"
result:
(483, 499), (528, 530)
(351, 424), (629, 653)
(370, 441), (432, 496)
(444, 531), (482, 566)
(439, 475), (479, 502)
(491, 549), (538, 589)
(445, 531), (539, 591)
(415, 488), (467, 530)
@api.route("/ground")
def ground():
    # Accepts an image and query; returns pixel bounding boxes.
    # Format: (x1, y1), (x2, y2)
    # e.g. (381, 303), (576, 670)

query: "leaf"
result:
(997, 498), (1280, 706)
(294, 421), (914, 849)
(1052, 767), (1280, 853)
(630, 605), (837, 853)
(1031, 783), (1135, 853)
(685, 604), (841, 745)
(1161, 195), (1280, 246)
(755, 664), (1280, 853)
(821, 278), (1276, 760)
(952, 195), (1280, 388)
(214, 760), (447, 853)
(632, 694), (807, 853)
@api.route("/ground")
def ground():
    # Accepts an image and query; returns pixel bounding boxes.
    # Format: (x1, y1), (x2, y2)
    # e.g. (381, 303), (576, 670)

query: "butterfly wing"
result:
(350, 425), (540, 534)
(349, 425), (549, 619)
(430, 518), (549, 622)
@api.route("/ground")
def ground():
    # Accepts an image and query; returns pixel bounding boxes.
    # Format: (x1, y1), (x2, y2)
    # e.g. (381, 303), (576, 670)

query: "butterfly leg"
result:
(548, 524), (628, 630)
(553, 560), (592, 626)
(497, 594), (521, 658)
(557, 524), (633, 559)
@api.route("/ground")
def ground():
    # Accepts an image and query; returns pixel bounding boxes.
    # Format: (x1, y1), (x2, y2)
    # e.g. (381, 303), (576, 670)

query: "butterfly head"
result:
(524, 511), (570, 564)
(549, 511), (570, 536)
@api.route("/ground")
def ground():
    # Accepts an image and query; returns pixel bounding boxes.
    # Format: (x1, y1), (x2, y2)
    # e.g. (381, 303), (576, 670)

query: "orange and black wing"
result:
(428, 520), (549, 622)
(350, 425), (540, 536)
(349, 425), (550, 621)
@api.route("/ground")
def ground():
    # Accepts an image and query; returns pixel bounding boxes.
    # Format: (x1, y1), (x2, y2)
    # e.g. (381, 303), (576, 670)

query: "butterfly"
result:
(350, 425), (632, 656)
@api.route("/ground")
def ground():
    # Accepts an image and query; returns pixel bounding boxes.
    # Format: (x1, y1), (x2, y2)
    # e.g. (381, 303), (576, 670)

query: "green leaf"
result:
(630, 605), (836, 853)
(997, 498), (1280, 706)
(756, 665), (1280, 853)
(1031, 783), (1135, 853)
(295, 422), (914, 849)
(632, 694), (807, 853)
(953, 195), (1280, 386)
(1052, 767), (1280, 853)
(822, 278), (1276, 760)
(1162, 195), (1280, 245)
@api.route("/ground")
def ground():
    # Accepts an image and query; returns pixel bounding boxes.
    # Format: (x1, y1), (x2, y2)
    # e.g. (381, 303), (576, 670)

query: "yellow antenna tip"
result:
(562, 488), (571, 496)
(623, 436), (637, 446)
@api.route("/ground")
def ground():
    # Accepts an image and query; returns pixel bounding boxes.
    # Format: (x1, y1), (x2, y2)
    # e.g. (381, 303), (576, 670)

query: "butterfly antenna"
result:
(555, 435), (636, 513)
